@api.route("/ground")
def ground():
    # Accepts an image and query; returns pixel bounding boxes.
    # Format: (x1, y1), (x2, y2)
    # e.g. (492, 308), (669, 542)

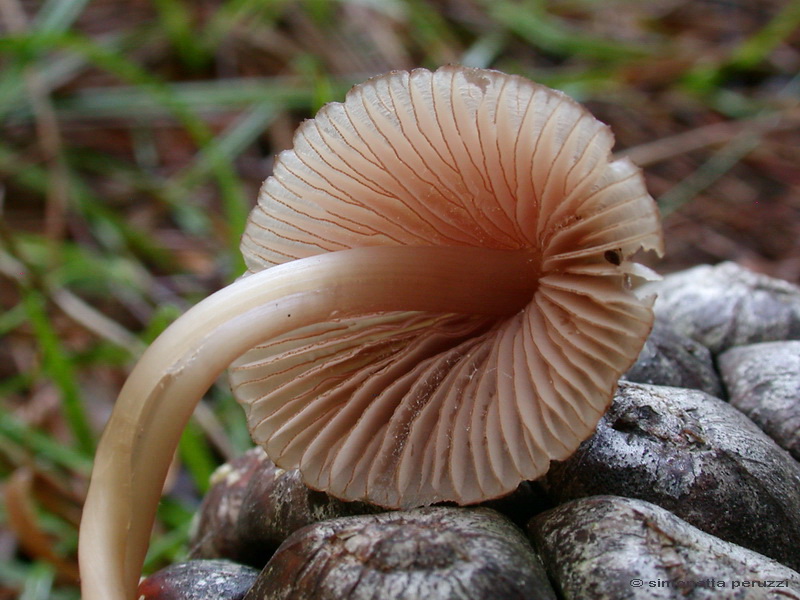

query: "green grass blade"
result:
(152, 0), (210, 70)
(0, 0), (88, 119)
(146, 498), (194, 570)
(20, 289), (95, 455)
(0, 299), (27, 335)
(169, 99), (279, 269)
(53, 33), (260, 268)
(0, 143), (177, 269)
(0, 412), (93, 474)
(0, 30), (144, 120)
(18, 563), (55, 600)
(486, 0), (649, 61)
(682, 1), (800, 94)
(731, 0), (800, 71)
(0, 559), (78, 600)
(172, 100), (277, 191)
(9, 76), (354, 120)
(402, 0), (461, 64)
(177, 420), (218, 495)
(657, 131), (764, 217)
(32, 0), (91, 33)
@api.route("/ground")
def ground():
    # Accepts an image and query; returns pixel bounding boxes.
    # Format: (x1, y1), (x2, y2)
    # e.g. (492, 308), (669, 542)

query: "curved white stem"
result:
(78, 245), (539, 600)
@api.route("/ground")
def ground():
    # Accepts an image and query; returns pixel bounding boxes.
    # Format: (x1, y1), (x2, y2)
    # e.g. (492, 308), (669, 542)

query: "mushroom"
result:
(79, 66), (663, 600)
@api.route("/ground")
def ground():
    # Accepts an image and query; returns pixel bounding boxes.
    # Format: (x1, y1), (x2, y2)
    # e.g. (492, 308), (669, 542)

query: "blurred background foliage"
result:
(0, 0), (798, 597)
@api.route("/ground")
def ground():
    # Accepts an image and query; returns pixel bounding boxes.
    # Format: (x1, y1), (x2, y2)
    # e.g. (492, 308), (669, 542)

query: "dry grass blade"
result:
(618, 106), (800, 168)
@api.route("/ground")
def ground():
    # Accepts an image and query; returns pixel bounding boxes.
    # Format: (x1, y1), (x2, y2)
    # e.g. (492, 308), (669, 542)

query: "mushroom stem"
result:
(79, 245), (539, 600)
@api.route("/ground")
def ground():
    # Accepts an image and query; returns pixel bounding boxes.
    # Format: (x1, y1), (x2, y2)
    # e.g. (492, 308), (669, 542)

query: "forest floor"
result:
(1, 1), (799, 598)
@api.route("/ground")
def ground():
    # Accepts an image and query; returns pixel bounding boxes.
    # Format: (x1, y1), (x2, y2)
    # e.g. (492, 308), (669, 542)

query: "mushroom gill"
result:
(232, 65), (663, 509)
(78, 66), (662, 600)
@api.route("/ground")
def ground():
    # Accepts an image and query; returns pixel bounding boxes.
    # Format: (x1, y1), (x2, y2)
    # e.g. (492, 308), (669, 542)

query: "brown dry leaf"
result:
(4, 468), (80, 583)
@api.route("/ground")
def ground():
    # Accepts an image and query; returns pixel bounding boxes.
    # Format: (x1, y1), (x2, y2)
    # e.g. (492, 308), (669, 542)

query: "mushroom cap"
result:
(230, 65), (663, 509)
